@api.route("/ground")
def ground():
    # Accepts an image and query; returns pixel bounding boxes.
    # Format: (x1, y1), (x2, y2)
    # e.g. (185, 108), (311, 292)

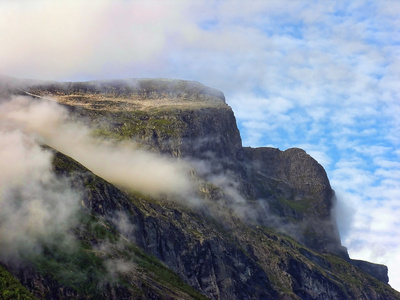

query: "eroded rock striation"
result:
(1, 76), (399, 299)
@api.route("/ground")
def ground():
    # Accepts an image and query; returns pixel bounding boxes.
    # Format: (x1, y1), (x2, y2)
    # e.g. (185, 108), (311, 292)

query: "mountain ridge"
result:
(0, 76), (398, 299)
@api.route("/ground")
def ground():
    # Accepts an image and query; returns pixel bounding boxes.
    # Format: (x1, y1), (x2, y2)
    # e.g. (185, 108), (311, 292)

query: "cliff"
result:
(0, 76), (399, 299)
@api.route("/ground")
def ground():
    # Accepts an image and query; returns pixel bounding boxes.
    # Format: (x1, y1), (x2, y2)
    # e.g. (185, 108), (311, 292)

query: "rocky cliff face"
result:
(1, 77), (399, 300)
(242, 147), (346, 255)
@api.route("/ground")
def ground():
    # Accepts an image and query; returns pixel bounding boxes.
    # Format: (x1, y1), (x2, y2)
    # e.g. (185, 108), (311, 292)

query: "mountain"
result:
(1, 76), (399, 299)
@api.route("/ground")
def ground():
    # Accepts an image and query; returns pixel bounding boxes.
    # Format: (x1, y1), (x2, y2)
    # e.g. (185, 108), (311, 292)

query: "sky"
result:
(1, 0), (399, 291)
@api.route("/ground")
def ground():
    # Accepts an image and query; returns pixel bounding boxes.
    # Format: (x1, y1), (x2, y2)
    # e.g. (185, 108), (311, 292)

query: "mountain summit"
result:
(0, 77), (398, 299)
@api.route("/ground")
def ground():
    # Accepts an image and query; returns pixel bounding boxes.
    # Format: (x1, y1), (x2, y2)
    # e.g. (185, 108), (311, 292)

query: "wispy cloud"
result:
(1, 96), (193, 197)
(332, 152), (400, 290)
(1, 0), (399, 290)
(0, 114), (80, 261)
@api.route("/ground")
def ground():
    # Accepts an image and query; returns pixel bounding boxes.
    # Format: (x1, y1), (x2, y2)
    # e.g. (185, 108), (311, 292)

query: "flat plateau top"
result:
(20, 78), (228, 111)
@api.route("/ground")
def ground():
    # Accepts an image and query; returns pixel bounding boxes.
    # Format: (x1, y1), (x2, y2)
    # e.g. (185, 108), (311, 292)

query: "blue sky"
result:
(1, 0), (399, 290)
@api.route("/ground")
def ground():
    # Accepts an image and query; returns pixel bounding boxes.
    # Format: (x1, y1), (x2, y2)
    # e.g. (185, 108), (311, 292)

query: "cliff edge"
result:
(1, 77), (398, 299)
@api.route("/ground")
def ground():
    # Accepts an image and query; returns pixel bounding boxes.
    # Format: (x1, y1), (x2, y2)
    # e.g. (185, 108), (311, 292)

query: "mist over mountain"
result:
(1, 76), (399, 299)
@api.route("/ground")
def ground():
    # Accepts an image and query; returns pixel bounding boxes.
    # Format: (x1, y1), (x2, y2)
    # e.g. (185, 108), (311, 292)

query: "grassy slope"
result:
(31, 150), (210, 300)
(0, 265), (37, 300)
(28, 211), (209, 300)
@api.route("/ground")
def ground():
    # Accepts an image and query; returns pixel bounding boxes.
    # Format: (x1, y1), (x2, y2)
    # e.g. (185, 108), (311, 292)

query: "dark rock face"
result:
(351, 260), (389, 285)
(288, 257), (348, 300)
(242, 147), (348, 257)
(1, 77), (399, 300)
(48, 151), (398, 300)
(52, 151), (278, 300)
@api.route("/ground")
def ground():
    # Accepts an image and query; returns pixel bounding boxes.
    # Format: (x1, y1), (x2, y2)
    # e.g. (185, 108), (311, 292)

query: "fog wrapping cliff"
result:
(0, 76), (398, 299)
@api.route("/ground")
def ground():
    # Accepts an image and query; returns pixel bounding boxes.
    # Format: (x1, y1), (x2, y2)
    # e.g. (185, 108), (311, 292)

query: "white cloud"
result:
(341, 195), (400, 290)
(0, 0), (193, 80)
(0, 119), (80, 261)
(1, 96), (193, 197)
(332, 155), (400, 290)
(1, 0), (400, 292)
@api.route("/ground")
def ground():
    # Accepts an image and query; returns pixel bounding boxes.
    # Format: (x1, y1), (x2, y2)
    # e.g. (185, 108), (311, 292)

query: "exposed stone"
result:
(351, 259), (389, 285)
(1, 76), (399, 300)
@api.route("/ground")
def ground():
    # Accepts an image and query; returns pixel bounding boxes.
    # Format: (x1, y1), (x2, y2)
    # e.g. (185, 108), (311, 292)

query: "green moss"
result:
(91, 127), (125, 141)
(325, 254), (371, 288)
(28, 208), (207, 299)
(26, 213), (118, 298)
(268, 274), (295, 296)
(255, 225), (398, 298)
(128, 189), (162, 208)
(126, 245), (209, 300)
(78, 212), (119, 243)
(51, 149), (90, 174)
(32, 241), (107, 298)
(278, 196), (313, 213)
(0, 265), (37, 300)
(91, 109), (186, 142)
(82, 210), (209, 299)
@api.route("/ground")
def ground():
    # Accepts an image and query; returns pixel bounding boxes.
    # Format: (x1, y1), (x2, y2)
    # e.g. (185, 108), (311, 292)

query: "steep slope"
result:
(8, 148), (395, 300)
(242, 147), (346, 256)
(1, 77), (399, 299)
(0, 264), (37, 300)
(22, 78), (343, 255)
(3, 148), (210, 300)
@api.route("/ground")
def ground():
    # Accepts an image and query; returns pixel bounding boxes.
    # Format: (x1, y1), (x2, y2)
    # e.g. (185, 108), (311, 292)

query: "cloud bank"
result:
(0, 116), (80, 261)
(1, 96), (193, 197)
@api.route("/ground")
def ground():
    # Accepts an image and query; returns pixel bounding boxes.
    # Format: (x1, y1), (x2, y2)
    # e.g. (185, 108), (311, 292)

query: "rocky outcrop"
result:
(1, 76), (399, 299)
(52, 150), (277, 300)
(242, 147), (348, 257)
(351, 260), (389, 285)
(48, 150), (399, 299)
(28, 78), (226, 102)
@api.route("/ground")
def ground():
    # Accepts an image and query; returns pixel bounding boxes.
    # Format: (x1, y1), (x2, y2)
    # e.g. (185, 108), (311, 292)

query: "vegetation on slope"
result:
(24, 210), (209, 299)
(0, 265), (36, 300)
(1, 77), (400, 299)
